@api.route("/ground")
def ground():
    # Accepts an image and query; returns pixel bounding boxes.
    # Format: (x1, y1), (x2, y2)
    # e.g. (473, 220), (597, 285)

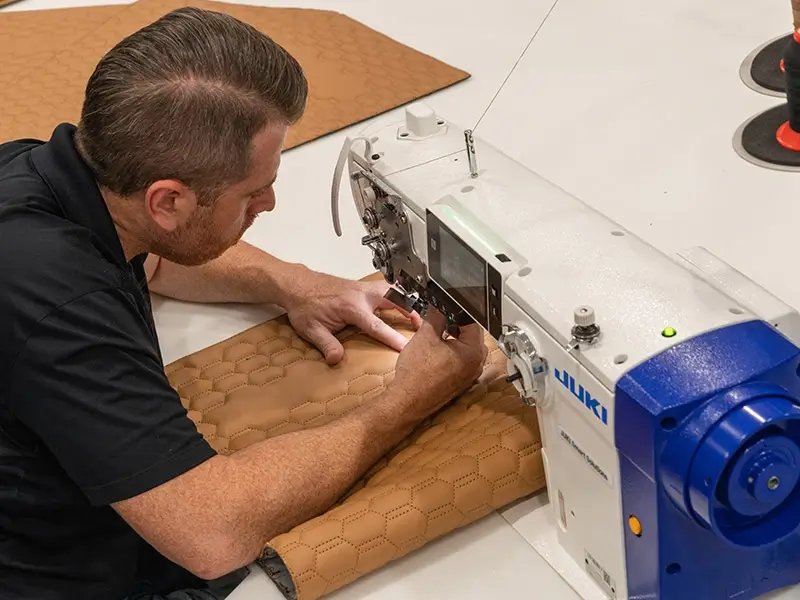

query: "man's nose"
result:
(253, 190), (276, 213)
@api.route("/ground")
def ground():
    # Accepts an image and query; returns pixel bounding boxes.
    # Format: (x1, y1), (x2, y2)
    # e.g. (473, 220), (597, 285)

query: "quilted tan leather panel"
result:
(0, 0), (470, 148)
(166, 310), (413, 456)
(165, 283), (545, 600)
(0, 4), (124, 59)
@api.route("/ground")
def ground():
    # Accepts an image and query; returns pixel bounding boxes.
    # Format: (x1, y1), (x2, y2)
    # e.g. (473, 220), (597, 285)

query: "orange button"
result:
(629, 515), (642, 536)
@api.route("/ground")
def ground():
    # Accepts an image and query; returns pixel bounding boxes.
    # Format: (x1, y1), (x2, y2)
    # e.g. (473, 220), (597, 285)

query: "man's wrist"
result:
(354, 381), (421, 446)
(267, 259), (313, 309)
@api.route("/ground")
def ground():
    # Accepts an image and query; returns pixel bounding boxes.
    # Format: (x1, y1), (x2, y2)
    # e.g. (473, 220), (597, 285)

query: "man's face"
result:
(148, 123), (287, 266)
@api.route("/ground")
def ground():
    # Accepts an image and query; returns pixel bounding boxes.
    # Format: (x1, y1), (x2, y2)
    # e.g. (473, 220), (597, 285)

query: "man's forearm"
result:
(116, 382), (424, 579)
(147, 241), (309, 307)
(217, 383), (421, 568)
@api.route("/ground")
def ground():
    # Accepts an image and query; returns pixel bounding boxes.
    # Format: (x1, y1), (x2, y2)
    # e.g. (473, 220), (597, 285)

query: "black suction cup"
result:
(734, 30), (800, 171)
(741, 33), (792, 97)
(734, 104), (800, 171)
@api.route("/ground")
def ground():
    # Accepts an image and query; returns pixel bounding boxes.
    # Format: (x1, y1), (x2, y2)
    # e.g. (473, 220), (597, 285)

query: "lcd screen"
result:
(437, 224), (487, 323)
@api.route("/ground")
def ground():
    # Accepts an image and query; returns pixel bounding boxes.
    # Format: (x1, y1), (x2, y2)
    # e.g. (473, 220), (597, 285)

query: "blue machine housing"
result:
(615, 319), (800, 599)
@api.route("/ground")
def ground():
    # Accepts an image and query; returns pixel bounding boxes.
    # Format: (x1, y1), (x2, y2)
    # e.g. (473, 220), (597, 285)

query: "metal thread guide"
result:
(464, 129), (479, 177)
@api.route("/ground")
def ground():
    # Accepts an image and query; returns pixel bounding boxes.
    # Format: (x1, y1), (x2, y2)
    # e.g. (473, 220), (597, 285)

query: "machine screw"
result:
(768, 476), (781, 490)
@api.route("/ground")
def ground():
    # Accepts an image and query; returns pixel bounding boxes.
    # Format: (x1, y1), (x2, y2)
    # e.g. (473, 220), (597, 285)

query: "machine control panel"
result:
(426, 209), (506, 339)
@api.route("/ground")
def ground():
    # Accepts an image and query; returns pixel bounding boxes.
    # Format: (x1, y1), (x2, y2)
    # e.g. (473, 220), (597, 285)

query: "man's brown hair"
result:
(75, 6), (308, 204)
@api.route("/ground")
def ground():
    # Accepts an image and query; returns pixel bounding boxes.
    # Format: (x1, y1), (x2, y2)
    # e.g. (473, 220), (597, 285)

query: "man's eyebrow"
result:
(250, 175), (277, 194)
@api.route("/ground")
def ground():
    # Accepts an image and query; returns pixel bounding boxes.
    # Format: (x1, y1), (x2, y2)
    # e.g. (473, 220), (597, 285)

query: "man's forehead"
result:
(252, 122), (287, 155)
(244, 125), (284, 181)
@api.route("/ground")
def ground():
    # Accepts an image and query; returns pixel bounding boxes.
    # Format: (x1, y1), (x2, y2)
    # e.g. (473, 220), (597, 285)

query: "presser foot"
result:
(383, 285), (428, 318)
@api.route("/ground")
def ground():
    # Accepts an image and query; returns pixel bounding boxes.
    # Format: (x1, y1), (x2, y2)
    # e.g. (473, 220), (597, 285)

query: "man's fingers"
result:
(359, 312), (409, 353)
(396, 307), (423, 330)
(377, 294), (423, 330)
(366, 279), (392, 296)
(300, 322), (345, 365)
(424, 309), (448, 338)
(457, 323), (485, 346)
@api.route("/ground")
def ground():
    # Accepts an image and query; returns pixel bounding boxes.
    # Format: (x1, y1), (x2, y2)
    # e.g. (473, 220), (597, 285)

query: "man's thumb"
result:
(322, 340), (345, 365)
(303, 323), (345, 365)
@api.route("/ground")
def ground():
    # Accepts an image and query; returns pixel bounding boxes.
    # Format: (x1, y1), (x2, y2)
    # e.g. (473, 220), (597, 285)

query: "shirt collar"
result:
(30, 123), (128, 267)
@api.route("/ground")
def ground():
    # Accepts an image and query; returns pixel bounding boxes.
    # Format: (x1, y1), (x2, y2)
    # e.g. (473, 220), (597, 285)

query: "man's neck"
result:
(99, 186), (149, 262)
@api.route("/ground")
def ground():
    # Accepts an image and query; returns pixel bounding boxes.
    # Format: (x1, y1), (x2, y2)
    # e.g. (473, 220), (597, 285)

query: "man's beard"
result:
(146, 211), (256, 266)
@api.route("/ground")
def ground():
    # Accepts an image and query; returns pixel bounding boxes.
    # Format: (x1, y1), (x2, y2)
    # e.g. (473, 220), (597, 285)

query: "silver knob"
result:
(573, 305), (596, 327)
(570, 305), (601, 346)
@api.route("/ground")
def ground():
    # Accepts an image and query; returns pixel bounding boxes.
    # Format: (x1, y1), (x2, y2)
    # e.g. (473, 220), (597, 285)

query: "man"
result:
(0, 6), (488, 600)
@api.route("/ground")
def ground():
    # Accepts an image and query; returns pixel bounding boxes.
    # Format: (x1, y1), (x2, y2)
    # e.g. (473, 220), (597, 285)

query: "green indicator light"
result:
(662, 327), (677, 338)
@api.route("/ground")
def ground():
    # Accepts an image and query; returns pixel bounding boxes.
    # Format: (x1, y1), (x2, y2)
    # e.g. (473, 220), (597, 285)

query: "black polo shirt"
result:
(0, 124), (218, 599)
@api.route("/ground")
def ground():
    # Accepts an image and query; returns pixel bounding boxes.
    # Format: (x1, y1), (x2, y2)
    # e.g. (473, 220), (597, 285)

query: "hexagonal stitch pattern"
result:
(0, 4), (124, 60)
(165, 278), (544, 600)
(0, 0), (470, 148)
(166, 310), (411, 456)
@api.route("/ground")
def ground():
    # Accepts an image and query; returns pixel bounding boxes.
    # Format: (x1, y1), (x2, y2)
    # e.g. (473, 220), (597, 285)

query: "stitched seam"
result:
(188, 370), (393, 442)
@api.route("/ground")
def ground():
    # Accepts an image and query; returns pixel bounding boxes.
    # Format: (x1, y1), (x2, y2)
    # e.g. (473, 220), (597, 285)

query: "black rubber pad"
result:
(740, 103), (800, 166)
(751, 34), (792, 93)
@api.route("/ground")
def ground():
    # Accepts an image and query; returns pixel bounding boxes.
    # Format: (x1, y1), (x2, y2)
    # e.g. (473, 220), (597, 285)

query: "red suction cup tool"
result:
(776, 121), (800, 150)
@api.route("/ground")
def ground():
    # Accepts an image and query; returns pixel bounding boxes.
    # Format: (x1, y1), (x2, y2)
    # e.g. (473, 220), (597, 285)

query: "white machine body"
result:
(329, 103), (800, 599)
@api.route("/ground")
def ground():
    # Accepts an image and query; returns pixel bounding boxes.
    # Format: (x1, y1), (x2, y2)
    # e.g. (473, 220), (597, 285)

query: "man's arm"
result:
(112, 309), (486, 581)
(145, 241), (422, 364)
(113, 381), (421, 580)
(144, 241), (305, 307)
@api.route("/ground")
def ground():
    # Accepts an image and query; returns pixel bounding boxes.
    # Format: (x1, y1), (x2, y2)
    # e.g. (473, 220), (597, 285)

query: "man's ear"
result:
(144, 180), (198, 232)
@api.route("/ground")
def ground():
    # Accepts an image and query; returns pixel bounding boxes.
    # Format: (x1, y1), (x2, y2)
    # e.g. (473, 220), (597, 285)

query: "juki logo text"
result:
(555, 368), (608, 425)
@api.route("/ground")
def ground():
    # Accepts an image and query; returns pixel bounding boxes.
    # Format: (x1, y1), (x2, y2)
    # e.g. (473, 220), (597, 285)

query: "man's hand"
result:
(393, 309), (489, 417)
(144, 242), (424, 363)
(281, 270), (423, 364)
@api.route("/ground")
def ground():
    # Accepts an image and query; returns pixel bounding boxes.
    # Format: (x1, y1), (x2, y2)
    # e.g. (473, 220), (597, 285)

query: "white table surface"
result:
(6, 0), (800, 598)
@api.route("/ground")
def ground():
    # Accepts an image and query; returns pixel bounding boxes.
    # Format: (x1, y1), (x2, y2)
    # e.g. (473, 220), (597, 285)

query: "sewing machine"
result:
(330, 102), (800, 599)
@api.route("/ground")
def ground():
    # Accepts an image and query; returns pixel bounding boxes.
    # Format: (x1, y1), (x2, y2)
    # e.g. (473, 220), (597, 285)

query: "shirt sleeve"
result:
(6, 287), (217, 506)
